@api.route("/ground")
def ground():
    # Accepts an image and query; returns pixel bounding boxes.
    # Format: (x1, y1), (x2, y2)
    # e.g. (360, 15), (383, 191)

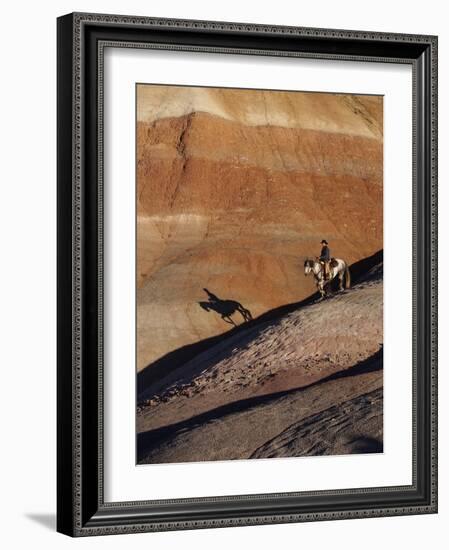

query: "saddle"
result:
(321, 258), (337, 281)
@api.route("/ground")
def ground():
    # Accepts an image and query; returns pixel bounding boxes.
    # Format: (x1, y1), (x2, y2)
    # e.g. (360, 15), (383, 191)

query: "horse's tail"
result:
(344, 265), (351, 289)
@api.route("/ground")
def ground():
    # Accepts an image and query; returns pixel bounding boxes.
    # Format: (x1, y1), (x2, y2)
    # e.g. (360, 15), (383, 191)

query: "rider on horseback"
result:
(319, 239), (331, 280)
(304, 245), (350, 298)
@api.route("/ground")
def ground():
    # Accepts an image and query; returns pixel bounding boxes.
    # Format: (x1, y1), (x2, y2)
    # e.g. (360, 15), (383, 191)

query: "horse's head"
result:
(304, 259), (314, 275)
(198, 301), (211, 312)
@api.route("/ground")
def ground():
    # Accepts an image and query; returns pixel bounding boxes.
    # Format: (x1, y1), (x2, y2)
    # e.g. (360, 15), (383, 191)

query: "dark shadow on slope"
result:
(137, 349), (383, 462)
(349, 436), (383, 453)
(137, 249), (383, 398)
(350, 249), (383, 282)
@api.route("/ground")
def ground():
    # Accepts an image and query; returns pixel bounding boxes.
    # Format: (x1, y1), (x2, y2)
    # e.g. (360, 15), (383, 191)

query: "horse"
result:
(304, 258), (351, 298)
(198, 292), (253, 326)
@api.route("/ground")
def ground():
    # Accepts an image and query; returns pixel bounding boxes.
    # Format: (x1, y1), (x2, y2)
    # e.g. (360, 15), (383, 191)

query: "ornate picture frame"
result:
(57, 12), (437, 536)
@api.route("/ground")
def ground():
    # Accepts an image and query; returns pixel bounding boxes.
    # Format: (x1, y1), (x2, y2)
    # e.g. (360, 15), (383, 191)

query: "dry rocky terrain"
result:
(137, 260), (383, 463)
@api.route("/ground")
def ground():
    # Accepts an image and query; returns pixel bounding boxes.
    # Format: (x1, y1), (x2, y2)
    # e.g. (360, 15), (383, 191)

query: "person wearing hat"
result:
(319, 239), (331, 280)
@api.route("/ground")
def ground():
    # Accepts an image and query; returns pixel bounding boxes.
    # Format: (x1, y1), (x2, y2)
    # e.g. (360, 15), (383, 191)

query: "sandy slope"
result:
(137, 263), (383, 463)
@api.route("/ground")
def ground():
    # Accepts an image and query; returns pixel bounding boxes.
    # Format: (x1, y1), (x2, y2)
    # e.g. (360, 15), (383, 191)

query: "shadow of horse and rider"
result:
(198, 256), (351, 327)
(198, 288), (253, 327)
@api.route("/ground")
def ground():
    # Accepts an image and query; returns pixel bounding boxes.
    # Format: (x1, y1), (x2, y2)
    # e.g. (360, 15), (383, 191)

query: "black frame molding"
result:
(57, 12), (438, 537)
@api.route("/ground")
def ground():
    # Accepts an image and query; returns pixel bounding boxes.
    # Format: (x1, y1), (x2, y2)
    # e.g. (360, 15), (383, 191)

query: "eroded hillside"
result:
(137, 260), (383, 463)
(137, 87), (383, 372)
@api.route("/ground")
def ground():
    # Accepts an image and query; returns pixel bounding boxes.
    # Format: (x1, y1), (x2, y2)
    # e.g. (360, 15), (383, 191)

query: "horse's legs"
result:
(238, 306), (252, 322)
(318, 281), (326, 298)
(236, 306), (245, 323)
(338, 272), (344, 291)
(222, 315), (236, 326)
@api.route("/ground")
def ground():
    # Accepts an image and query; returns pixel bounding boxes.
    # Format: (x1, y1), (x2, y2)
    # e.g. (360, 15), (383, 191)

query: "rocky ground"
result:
(137, 260), (383, 464)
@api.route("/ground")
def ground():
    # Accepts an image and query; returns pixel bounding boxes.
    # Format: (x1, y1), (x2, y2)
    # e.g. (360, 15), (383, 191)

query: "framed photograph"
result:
(57, 12), (438, 536)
